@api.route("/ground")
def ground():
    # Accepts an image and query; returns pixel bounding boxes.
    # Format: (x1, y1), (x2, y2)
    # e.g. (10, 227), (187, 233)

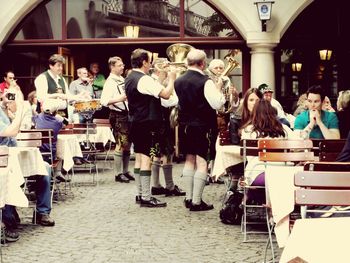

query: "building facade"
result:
(0, 0), (347, 112)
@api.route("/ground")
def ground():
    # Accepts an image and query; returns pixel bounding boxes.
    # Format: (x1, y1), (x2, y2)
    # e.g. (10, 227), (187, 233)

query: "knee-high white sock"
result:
(140, 170), (151, 200)
(114, 152), (123, 175)
(163, 164), (174, 190)
(134, 168), (141, 196)
(151, 160), (161, 187)
(183, 168), (195, 201)
(192, 170), (208, 205)
(122, 151), (130, 174)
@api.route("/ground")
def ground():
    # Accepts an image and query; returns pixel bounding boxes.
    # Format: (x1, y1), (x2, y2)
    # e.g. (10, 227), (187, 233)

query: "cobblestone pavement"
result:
(2, 161), (282, 263)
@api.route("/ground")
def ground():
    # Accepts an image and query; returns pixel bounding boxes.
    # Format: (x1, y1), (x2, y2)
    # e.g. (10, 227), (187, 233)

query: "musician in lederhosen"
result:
(149, 61), (186, 197)
(175, 49), (225, 211)
(125, 48), (176, 208)
(100, 56), (134, 183)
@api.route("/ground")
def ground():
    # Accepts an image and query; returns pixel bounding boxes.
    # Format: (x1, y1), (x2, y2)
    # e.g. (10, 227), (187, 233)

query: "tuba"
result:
(164, 43), (194, 128)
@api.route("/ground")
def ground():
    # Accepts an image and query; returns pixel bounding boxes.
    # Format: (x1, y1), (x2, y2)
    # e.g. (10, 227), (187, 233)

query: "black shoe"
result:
(115, 173), (130, 183)
(190, 200), (214, 212)
(215, 177), (225, 184)
(73, 158), (83, 165)
(4, 228), (20, 242)
(151, 186), (166, 195)
(184, 198), (192, 209)
(124, 172), (135, 181)
(34, 213), (55, 227)
(135, 195), (141, 204)
(165, 185), (186, 197)
(56, 173), (71, 183)
(140, 197), (167, 207)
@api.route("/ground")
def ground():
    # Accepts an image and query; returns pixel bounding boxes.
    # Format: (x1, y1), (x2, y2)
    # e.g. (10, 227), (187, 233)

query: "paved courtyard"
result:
(2, 161), (282, 263)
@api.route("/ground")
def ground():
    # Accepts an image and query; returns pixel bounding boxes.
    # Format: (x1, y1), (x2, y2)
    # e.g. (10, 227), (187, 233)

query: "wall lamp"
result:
(123, 23), (139, 38)
(254, 0), (275, 32)
(319, 49), (332, 61)
(291, 63), (302, 72)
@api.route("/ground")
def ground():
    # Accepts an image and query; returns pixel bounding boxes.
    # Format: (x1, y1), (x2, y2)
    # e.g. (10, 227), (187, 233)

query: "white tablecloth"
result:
(76, 126), (115, 146)
(57, 134), (83, 171)
(280, 217), (350, 263)
(212, 138), (243, 180)
(1, 147), (49, 207)
(265, 165), (303, 248)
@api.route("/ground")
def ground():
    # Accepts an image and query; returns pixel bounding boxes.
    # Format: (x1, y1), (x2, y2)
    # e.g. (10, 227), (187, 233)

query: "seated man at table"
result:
(34, 98), (69, 182)
(1, 92), (55, 227)
(294, 85), (340, 139)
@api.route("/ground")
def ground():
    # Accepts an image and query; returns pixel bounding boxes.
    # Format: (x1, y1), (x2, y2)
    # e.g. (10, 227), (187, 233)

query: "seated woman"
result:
(240, 100), (295, 203)
(336, 90), (350, 139)
(294, 85), (340, 139)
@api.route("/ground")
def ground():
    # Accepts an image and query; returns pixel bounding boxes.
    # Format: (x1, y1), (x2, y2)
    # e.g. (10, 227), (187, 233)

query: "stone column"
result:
(248, 43), (277, 94)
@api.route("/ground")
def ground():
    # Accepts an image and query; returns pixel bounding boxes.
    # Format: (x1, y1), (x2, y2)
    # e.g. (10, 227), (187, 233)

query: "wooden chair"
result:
(254, 139), (314, 262)
(15, 132), (44, 223)
(304, 161), (350, 172)
(93, 118), (112, 128)
(295, 169), (350, 215)
(15, 132), (42, 147)
(20, 129), (66, 197)
(318, 139), (346, 162)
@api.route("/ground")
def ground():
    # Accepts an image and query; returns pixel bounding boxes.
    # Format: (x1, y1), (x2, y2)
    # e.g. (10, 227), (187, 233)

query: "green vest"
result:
(42, 71), (68, 117)
(44, 71), (66, 94)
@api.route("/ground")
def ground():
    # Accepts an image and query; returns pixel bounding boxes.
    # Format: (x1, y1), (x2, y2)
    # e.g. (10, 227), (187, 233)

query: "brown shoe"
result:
(36, 214), (55, 227)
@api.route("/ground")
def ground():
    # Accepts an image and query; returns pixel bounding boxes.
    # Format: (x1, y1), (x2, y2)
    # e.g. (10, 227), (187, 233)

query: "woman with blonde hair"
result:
(337, 90), (350, 138)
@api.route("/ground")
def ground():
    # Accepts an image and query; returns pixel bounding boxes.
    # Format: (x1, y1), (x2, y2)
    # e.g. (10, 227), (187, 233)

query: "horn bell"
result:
(166, 43), (194, 64)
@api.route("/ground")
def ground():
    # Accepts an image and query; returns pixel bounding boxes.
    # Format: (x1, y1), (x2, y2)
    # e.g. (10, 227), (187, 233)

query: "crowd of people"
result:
(1, 48), (350, 244)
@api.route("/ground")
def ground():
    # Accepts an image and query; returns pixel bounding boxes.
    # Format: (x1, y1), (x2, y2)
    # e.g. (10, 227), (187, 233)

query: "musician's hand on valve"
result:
(216, 77), (223, 91)
(167, 66), (177, 81)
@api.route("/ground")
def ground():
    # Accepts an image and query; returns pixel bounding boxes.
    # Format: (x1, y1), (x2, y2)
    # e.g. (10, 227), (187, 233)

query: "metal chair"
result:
(63, 123), (99, 185)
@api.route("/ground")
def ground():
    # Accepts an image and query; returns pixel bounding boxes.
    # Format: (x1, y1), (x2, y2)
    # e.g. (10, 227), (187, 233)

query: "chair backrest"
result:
(304, 161), (350, 172)
(258, 139), (314, 162)
(16, 132), (42, 147)
(20, 129), (55, 163)
(93, 119), (111, 128)
(318, 139), (346, 162)
(240, 139), (259, 157)
(295, 170), (350, 206)
(66, 123), (97, 129)
(0, 146), (9, 167)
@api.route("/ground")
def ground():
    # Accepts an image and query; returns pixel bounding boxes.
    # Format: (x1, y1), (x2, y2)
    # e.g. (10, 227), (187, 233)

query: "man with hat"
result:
(258, 83), (293, 127)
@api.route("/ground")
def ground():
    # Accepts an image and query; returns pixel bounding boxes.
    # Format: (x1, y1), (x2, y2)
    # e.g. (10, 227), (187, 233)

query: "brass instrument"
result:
(208, 49), (240, 115)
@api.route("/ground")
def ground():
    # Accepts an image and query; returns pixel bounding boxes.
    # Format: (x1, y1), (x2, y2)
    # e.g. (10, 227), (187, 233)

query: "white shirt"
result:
(188, 68), (225, 110)
(34, 70), (71, 110)
(100, 73), (128, 111)
(134, 69), (178, 108)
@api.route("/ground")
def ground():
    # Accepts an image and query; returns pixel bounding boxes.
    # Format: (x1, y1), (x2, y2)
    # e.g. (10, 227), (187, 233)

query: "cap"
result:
(42, 99), (60, 114)
(258, 83), (273, 93)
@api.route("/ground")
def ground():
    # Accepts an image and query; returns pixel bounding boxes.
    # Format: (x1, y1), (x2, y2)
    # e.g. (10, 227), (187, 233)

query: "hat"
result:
(42, 99), (60, 114)
(258, 83), (273, 93)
